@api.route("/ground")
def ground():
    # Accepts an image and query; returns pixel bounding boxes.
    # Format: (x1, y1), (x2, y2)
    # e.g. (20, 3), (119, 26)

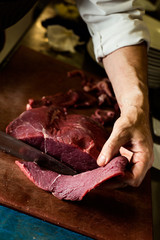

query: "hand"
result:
(97, 106), (154, 187)
(97, 43), (154, 187)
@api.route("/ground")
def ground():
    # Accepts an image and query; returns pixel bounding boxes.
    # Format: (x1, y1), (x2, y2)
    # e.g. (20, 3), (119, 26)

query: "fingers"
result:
(97, 113), (154, 187)
(97, 120), (130, 166)
(119, 147), (133, 161)
(123, 152), (154, 187)
(97, 138), (121, 166)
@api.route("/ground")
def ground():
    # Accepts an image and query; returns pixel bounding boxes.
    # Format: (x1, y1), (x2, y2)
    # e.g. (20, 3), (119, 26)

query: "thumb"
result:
(97, 127), (129, 166)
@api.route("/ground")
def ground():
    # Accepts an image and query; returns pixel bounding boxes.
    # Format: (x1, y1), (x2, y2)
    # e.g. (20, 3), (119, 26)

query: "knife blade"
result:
(0, 131), (77, 175)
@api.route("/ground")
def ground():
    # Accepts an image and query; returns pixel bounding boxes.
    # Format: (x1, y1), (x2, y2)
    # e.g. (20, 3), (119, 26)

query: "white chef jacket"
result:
(76, 0), (150, 62)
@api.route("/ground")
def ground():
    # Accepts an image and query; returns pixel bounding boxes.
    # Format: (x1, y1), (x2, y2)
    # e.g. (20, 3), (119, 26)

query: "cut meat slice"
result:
(6, 106), (108, 172)
(16, 156), (128, 201)
(67, 70), (117, 107)
(26, 70), (118, 112)
(91, 109), (116, 126)
(26, 89), (97, 110)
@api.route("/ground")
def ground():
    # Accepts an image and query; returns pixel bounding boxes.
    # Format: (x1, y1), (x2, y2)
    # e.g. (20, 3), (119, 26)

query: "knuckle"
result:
(107, 141), (115, 151)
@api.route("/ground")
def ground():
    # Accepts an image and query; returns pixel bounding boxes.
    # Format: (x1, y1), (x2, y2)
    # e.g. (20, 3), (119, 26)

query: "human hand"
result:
(97, 106), (154, 187)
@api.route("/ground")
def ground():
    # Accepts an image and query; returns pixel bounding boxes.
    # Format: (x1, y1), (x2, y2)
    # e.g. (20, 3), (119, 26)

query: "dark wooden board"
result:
(0, 45), (153, 240)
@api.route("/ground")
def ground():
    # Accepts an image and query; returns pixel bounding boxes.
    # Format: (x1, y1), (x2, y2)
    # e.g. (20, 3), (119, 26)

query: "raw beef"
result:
(6, 70), (128, 201)
(6, 106), (108, 172)
(67, 70), (117, 107)
(91, 109), (116, 126)
(15, 156), (128, 201)
(26, 71), (119, 125)
(26, 89), (97, 110)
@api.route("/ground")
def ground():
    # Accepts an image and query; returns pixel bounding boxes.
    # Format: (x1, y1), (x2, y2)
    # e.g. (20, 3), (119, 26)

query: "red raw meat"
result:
(6, 106), (108, 172)
(26, 89), (97, 110)
(67, 70), (116, 107)
(91, 109), (116, 126)
(16, 156), (128, 201)
(6, 70), (127, 201)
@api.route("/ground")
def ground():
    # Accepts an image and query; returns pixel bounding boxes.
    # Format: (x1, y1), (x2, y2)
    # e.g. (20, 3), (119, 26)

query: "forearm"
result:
(102, 43), (150, 119)
(77, 1), (153, 187)
(98, 43), (153, 187)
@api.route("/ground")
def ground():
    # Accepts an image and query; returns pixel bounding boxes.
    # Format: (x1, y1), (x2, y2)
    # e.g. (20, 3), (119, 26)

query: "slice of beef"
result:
(84, 79), (116, 106)
(81, 75), (116, 107)
(15, 156), (128, 201)
(26, 89), (97, 110)
(67, 69), (87, 81)
(26, 91), (79, 110)
(68, 70), (117, 107)
(91, 109), (116, 126)
(26, 71), (119, 118)
(6, 106), (108, 172)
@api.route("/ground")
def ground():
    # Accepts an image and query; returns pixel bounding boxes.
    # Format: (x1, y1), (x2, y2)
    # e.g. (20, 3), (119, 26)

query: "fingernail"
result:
(97, 155), (106, 166)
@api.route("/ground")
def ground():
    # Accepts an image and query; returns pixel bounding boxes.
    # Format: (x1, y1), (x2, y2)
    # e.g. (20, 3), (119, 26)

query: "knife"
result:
(0, 131), (77, 175)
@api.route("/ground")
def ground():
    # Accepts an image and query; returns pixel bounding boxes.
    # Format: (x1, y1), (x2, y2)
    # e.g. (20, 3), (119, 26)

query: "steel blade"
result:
(0, 131), (77, 175)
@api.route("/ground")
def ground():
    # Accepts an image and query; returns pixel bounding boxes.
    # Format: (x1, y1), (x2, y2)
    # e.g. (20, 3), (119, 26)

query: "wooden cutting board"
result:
(0, 45), (153, 240)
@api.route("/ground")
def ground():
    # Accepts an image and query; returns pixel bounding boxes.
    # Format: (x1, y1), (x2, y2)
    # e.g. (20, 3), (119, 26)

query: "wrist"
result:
(118, 85), (149, 113)
(120, 104), (150, 128)
(102, 44), (149, 113)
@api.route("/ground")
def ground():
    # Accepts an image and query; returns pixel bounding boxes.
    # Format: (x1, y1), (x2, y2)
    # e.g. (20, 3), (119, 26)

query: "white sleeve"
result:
(76, 0), (150, 62)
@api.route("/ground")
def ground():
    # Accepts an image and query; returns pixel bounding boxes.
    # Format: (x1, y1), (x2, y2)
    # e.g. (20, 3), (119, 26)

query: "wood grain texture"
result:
(0, 46), (153, 240)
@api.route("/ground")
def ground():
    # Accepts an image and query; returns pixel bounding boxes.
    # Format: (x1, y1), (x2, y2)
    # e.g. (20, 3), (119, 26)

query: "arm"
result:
(76, 0), (154, 186)
(97, 43), (154, 187)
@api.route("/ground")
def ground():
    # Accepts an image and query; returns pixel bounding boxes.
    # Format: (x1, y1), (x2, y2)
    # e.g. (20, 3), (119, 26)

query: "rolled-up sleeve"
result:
(76, 0), (150, 61)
